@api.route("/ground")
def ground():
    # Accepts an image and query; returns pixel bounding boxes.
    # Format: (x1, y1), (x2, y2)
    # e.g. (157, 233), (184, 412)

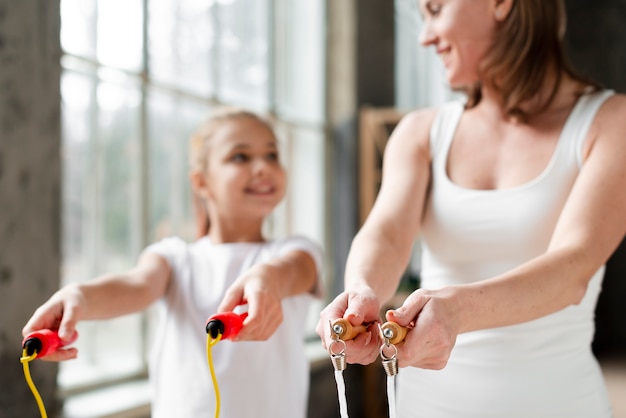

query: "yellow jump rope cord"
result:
(206, 333), (223, 418)
(21, 348), (48, 418)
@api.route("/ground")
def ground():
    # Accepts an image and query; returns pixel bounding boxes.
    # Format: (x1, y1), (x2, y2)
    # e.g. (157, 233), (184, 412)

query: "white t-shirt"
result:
(144, 235), (323, 418)
(397, 91), (614, 417)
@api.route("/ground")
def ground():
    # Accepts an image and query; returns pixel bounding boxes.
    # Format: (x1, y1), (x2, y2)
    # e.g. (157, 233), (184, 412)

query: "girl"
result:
(23, 108), (323, 418)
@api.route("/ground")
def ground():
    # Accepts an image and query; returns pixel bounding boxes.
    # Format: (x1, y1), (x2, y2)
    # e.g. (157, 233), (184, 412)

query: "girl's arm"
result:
(77, 253), (172, 319)
(22, 252), (171, 361)
(218, 249), (319, 341)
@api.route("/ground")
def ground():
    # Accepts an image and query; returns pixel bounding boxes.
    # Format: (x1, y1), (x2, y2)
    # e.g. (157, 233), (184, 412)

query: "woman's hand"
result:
(316, 287), (382, 365)
(22, 284), (85, 362)
(387, 288), (460, 369)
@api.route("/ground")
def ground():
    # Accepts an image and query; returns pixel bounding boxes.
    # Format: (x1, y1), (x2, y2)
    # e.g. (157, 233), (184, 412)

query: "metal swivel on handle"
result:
(379, 324), (399, 377)
(328, 320), (348, 371)
(331, 318), (367, 341)
(380, 321), (409, 345)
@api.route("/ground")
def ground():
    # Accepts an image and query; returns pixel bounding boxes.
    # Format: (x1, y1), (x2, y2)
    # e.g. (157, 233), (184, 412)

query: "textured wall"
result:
(565, 0), (626, 94)
(564, 0), (626, 356)
(0, 1), (62, 416)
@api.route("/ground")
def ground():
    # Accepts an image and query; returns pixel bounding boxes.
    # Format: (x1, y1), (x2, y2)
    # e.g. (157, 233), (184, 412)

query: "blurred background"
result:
(1, 0), (625, 417)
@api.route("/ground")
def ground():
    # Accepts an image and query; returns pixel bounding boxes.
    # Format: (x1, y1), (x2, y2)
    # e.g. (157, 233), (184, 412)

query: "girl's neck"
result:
(206, 220), (265, 244)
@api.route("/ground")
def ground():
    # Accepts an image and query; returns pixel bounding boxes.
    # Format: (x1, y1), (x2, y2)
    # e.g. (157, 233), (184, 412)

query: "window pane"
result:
(97, 0), (144, 71)
(61, 0), (97, 59)
(217, 0), (269, 109)
(280, 125), (325, 245)
(275, 0), (325, 123)
(148, 0), (215, 96)
(147, 89), (209, 242)
(394, 0), (456, 108)
(97, 71), (142, 269)
(275, 123), (326, 336)
(61, 68), (96, 288)
(59, 69), (145, 389)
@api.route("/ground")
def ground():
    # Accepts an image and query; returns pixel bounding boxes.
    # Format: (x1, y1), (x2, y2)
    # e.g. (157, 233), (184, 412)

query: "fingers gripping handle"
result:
(381, 321), (409, 345)
(205, 312), (248, 340)
(331, 318), (367, 341)
(22, 329), (78, 359)
(329, 318), (367, 372)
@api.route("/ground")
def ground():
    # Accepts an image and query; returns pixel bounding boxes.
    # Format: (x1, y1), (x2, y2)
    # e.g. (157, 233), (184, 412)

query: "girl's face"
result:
(418, 0), (497, 87)
(203, 117), (286, 223)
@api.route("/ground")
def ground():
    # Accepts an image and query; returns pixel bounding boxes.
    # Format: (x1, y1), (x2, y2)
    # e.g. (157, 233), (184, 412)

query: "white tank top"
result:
(397, 90), (615, 418)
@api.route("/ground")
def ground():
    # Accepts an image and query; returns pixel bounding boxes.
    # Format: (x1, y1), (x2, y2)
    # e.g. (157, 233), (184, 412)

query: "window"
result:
(60, 0), (326, 398)
(394, 0), (458, 109)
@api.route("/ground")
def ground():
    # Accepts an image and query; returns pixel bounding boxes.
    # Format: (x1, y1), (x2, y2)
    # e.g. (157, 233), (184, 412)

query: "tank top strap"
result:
(429, 100), (465, 161)
(558, 89), (614, 168)
(429, 91), (613, 168)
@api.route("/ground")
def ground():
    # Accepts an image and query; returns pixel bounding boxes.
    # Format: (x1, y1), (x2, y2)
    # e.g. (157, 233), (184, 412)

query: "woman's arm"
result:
(345, 108), (436, 304)
(457, 94), (626, 331)
(316, 108), (437, 364)
(391, 94), (626, 368)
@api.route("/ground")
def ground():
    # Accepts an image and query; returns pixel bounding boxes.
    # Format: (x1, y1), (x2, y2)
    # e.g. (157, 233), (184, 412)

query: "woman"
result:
(317, 0), (625, 416)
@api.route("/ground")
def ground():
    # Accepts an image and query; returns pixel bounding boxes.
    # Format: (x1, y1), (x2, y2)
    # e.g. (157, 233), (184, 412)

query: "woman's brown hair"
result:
(464, 0), (598, 120)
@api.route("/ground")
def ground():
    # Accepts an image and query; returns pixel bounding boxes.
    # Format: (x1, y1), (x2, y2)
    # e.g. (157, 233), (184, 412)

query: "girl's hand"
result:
(218, 264), (284, 341)
(315, 288), (382, 365)
(388, 288), (459, 369)
(22, 285), (85, 362)
(218, 249), (318, 341)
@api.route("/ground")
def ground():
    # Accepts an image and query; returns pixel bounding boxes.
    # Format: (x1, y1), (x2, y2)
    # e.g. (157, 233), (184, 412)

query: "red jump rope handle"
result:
(22, 329), (78, 358)
(205, 312), (248, 340)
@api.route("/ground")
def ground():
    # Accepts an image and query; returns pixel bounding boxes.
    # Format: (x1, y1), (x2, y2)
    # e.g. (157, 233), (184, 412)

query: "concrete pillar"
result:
(0, 0), (62, 416)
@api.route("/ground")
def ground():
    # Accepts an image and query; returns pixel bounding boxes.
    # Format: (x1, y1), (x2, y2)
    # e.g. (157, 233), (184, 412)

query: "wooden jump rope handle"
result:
(381, 321), (409, 345)
(331, 318), (368, 341)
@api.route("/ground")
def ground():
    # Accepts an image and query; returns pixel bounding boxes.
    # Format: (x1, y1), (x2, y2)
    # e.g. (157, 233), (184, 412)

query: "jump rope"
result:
(328, 318), (410, 418)
(22, 314), (404, 418)
(20, 313), (245, 418)
(204, 311), (247, 418)
(20, 329), (78, 418)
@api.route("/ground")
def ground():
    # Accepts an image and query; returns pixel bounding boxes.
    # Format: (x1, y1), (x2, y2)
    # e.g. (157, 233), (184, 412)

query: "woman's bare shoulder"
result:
(595, 91), (626, 118)
(397, 107), (439, 132)
(591, 92), (626, 137)
(387, 107), (438, 152)
(583, 92), (626, 160)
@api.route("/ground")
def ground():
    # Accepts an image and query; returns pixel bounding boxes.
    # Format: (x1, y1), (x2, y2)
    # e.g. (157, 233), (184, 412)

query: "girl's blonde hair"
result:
(189, 107), (275, 173)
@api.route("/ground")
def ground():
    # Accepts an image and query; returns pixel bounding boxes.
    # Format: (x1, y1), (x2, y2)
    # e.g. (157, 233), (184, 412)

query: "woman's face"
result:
(418, 0), (497, 87)
(204, 117), (286, 223)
